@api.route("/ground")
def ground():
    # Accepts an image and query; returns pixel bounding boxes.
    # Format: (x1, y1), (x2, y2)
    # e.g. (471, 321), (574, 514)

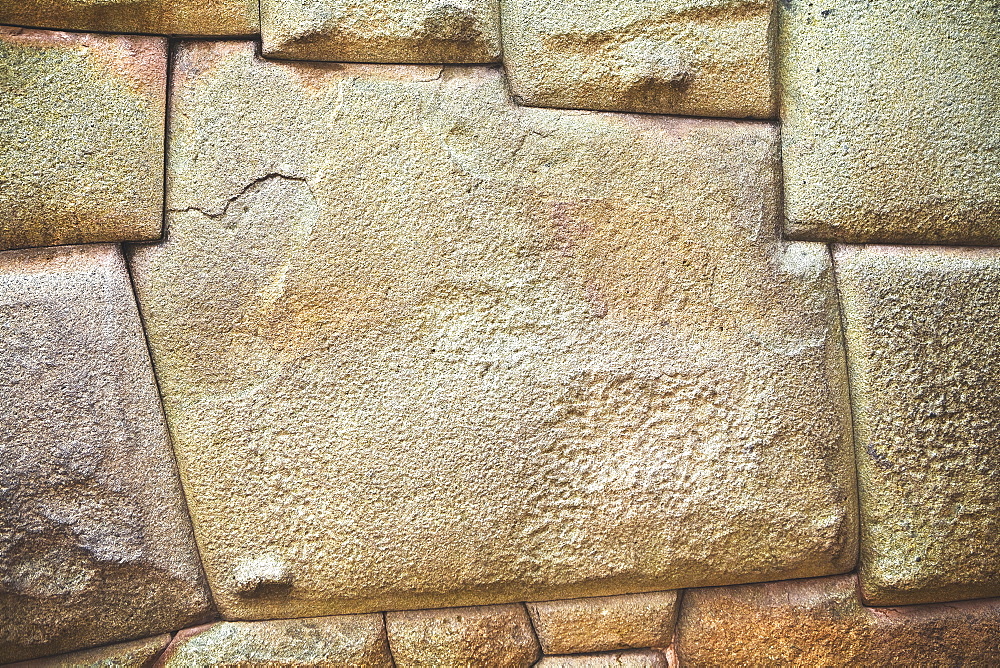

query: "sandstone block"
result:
(0, 0), (257, 36)
(780, 1), (1000, 244)
(385, 604), (539, 668)
(261, 0), (501, 63)
(0, 28), (165, 251)
(0, 245), (213, 663)
(501, 0), (775, 117)
(676, 574), (1000, 666)
(8, 634), (171, 668)
(535, 650), (668, 668)
(834, 245), (1000, 605)
(527, 591), (678, 655)
(156, 615), (392, 667)
(128, 40), (856, 620)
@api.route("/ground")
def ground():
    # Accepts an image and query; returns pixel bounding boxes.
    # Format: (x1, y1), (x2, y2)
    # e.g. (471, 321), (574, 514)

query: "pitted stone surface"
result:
(527, 591), (679, 655)
(385, 604), (539, 668)
(676, 575), (1000, 665)
(0, 245), (212, 663)
(780, 0), (1000, 244)
(261, 0), (501, 63)
(0, 28), (165, 251)
(7, 634), (171, 668)
(0, 0), (257, 36)
(128, 40), (856, 620)
(157, 615), (392, 667)
(501, 0), (775, 117)
(535, 650), (669, 668)
(834, 245), (1000, 606)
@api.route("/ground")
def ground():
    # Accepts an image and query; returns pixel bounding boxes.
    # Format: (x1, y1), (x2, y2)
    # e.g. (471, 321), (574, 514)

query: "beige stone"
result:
(527, 591), (678, 655)
(780, 1), (1000, 244)
(385, 604), (539, 668)
(500, 0), (775, 117)
(156, 615), (392, 667)
(8, 634), (171, 668)
(0, 28), (165, 251)
(535, 650), (668, 668)
(676, 574), (1000, 666)
(261, 0), (500, 63)
(0, 245), (213, 663)
(0, 0), (257, 36)
(833, 245), (1000, 606)
(128, 40), (856, 620)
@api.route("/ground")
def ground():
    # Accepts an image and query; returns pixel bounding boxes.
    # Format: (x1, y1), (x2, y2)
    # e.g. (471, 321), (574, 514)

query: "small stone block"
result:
(386, 604), (539, 668)
(834, 245), (1000, 605)
(6, 634), (171, 668)
(535, 650), (668, 668)
(527, 591), (679, 655)
(0, 27), (166, 251)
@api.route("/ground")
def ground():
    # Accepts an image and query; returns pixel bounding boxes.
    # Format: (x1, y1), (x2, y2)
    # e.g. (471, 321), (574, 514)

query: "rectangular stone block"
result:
(158, 616), (392, 667)
(536, 650), (668, 668)
(0, 28), (166, 251)
(385, 604), (539, 668)
(501, 0), (775, 117)
(261, 0), (501, 63)
(128, 41), (856, 620)
(834, 245), (1000, 605)
(0, 0), (257, 36)
(780, 1), (1000, 244)
(0, 245), (212, 663)
(7, 634), (171, 668)
(527, 591), (678, 655)
(676, 574), (1000, 665)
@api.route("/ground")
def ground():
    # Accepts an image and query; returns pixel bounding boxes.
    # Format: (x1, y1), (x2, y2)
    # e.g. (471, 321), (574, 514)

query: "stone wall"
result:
(0, 0), (997, 665)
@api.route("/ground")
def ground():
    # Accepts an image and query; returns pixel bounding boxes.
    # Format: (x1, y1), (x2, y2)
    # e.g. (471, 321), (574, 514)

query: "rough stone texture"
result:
(675, 574), (1000, 666)
(527, 591), (679, 655)
(261, 0), (501, 63)
(833, 245), (1000, 606)
(8, 634), (171, 668)
(780, 0), (1000, 244)
(0, 28), (165, 252)
(501, 0), (776, 117)
(385, 604), (539, 667)
(535, 650), (668, 668)
(0, 0), (257, 36)
(157, 615), (392, 667)
(0, 245), (213, 663)
(128, 40), (856, 620)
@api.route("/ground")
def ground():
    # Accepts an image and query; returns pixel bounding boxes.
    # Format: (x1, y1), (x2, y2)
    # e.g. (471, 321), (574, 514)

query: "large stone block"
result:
(834, 245), (1000, 605)
(527, 591), (678, 655)
(780, 1), (1000, 244)
(157, 615), (392, 667)
(0, 28), (165, 251)
(261, 0), (501, 63)
(501, 0), (776, 117)
(385, 604), (539, 667)
(128, 40), (856, 620)
(0, 245), (213, 663)
(675, 574), (1000, 665)
(7, 634), (171, 668)
(0, 0), (257, 36)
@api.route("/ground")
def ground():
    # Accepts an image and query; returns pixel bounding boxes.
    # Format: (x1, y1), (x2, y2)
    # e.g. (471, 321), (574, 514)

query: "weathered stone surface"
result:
(780, 1), (1000, 244)
(0, 0), (257, 36)
(128, 40), (856, 619)
(535, 650), (668, 668)
(0, 245), (213, 663)
(527, 591), (678, 655)
(261, 0), (500, 63)
(8, 634), (171, 668)
(676, 574), (1000, 666)
(0, 28), (165, 251)
(385, 604), (539, 668)
(833, 245), (1000, 606)
(157, 615), (392, 667)
(501, 0), (775, 117)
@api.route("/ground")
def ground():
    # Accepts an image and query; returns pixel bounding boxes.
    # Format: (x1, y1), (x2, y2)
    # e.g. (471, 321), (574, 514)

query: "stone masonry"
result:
(0, 0), (998, 665)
